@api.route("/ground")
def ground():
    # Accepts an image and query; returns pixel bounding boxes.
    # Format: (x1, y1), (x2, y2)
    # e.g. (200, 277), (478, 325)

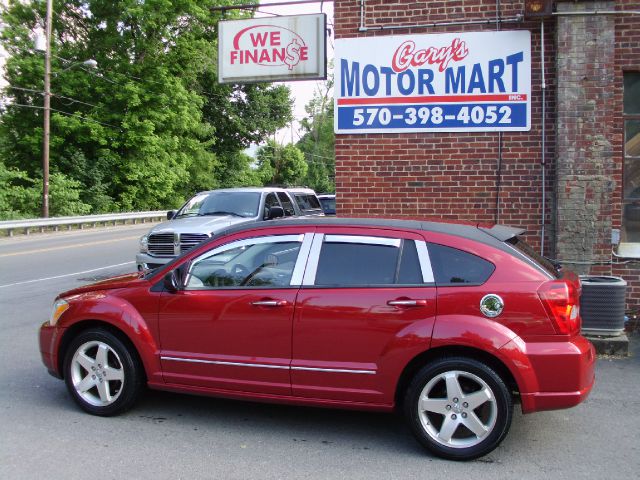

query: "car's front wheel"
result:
(404, 357), (513, 460)
(63, 328), (143, 416)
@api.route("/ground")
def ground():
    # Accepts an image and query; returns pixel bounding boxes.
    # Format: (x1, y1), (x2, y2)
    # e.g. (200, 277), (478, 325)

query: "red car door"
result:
(291, 228), (437, 406)
(158, 233), (312, 396)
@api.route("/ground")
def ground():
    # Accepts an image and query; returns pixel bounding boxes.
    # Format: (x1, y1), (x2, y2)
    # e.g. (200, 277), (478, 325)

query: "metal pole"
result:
(42, 0), (52, 218)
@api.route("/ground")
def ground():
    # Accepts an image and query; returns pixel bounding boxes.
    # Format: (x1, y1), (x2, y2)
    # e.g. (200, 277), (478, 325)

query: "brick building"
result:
(333, 0), (640, 309)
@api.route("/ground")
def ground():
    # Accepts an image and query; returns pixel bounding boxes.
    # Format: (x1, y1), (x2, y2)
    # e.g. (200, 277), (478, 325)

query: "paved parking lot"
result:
(1, 228), (639, 479)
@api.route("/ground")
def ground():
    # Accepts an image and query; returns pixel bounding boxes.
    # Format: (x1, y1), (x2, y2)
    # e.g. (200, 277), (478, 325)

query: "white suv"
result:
(136, 187), (322, 271)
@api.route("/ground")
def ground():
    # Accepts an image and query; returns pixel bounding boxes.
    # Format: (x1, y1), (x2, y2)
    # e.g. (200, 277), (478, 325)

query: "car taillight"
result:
(537, 280), (581, 335)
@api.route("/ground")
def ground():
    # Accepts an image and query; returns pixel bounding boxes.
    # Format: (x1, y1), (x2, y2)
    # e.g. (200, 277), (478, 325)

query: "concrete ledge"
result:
(585, 333), (629, 356)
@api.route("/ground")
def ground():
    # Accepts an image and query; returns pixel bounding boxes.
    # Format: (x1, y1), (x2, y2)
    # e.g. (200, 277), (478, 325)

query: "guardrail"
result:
(0, 211), (167, 236)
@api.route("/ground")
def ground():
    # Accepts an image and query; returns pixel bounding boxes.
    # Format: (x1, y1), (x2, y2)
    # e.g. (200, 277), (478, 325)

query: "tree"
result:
(296, 75), (335, 193)
(256, 140), (307, 186)
(214, 150), (263, 188)
(0, 0), (292, 217)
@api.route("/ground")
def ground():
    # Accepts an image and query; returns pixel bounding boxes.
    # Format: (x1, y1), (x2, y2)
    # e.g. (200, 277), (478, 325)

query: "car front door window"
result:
(186, 235), (305, 289)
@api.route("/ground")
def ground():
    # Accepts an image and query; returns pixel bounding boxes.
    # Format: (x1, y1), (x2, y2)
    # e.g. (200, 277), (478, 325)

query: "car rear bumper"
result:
(502, 335), (596, 413)
(39, 322), (64, 378)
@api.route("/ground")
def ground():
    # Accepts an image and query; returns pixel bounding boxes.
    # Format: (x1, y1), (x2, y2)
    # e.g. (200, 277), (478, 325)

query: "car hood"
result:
(148, 215), (254, 235)
(59, 272), (146, 298)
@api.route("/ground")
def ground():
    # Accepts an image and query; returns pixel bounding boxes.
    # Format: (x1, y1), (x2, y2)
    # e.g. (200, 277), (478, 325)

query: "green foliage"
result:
(296, 76), (335, 193)
(256, 140), (307, 186)
(0, 160), (90, 218)
(0, 0), (292, 219)
(214, 151), (263, 188)
(0, 162), (39, 219)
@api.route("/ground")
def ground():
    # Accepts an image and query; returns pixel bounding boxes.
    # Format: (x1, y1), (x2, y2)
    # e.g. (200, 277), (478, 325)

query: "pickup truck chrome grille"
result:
(147, 233), (209, 256)
(147, 233), (175, 256)
(180, 233), (209, 253)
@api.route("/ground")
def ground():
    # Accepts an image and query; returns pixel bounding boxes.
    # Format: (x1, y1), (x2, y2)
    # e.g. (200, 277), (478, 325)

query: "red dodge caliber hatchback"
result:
(39, 218), (595, 460)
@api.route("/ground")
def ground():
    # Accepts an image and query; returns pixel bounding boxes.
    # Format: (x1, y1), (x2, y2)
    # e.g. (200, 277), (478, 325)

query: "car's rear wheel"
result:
(404, 357), (513, 460)
(63, 328), (143, 416)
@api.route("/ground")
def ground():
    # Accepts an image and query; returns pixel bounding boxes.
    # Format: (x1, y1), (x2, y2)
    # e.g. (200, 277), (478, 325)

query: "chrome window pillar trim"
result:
(416, 240), (435, 283)
(302, 233), (324, 286)
(161, 356), (289, 370)
(324, 234), (401, 247)
(289, 233), (314, 286)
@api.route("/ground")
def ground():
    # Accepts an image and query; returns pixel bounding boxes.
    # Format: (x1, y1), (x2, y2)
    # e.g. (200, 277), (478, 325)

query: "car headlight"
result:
(50, 299), (69, 326)
(139, 235), (149, 253)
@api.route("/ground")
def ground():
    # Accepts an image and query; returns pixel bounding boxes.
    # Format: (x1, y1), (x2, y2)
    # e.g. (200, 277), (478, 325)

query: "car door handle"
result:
(251, 300), (289, 307)
(387, 299), (428, 307)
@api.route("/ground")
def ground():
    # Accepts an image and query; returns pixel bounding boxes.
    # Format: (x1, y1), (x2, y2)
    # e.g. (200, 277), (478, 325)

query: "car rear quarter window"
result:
(314, 238), (426, 286)
(428, 243), (495, 285)
(295, 194), (322, 212)
(506, 236), (560, 279)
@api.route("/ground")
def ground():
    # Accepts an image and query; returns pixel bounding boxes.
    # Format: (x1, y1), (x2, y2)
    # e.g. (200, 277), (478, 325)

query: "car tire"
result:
(404, 357), (513, 460)
(63, 328), (143, 416)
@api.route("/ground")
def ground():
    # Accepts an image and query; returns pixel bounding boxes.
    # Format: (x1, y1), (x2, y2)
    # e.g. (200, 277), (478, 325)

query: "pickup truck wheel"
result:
(404, 357), (512, 460)
(63, 329), (143, 416)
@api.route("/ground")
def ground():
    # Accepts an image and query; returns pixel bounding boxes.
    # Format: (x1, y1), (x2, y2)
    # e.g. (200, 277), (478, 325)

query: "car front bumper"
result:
(501, 334), (596, 413)
(39, 321), (65, 379)
(136, 253), (174, 270)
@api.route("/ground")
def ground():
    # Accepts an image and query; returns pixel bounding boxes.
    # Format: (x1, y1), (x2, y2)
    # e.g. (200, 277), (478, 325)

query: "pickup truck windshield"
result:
(176, 192), (261, 219)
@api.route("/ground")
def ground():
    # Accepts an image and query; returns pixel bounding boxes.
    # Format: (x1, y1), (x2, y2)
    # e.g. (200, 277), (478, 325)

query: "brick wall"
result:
(555, 1), (616, 275)
(334, 0), (556, 252)
(333, 0), (640, 311)
(612, 0), (640, 310)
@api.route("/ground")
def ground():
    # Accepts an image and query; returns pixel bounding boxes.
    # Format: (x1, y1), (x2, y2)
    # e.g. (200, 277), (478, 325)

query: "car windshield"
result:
(175, 192), (261, 219)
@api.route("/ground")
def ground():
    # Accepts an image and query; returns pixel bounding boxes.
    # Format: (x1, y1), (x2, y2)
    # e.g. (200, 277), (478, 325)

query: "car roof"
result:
(286, 187), (317, 194)
(146, 217), (531, 282)
(208, 217), (523, 252)
(195, 187), (288, 195)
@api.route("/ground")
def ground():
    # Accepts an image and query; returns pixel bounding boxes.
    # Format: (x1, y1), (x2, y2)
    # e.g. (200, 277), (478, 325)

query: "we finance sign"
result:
(219, 14), (326, 83)
(335, 31), (531, 133)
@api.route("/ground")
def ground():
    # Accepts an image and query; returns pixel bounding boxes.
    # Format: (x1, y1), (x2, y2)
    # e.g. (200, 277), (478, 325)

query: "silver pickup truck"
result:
(136, 187), (323, 271)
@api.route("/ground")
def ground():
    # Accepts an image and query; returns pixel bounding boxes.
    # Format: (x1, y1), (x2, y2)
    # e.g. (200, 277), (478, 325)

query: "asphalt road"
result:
(1, 225), (639, 479)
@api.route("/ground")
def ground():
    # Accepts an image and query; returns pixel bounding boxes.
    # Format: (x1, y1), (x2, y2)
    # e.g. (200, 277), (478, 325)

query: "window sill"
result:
(616, 242), (640, 258)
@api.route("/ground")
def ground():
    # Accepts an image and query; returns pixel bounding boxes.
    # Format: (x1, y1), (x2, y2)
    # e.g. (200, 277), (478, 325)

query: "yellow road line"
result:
(0, 235), (140, 258)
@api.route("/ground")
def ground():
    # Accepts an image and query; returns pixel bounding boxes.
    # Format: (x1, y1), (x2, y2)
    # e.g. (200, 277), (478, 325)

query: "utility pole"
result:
(42, 0), (52, 217)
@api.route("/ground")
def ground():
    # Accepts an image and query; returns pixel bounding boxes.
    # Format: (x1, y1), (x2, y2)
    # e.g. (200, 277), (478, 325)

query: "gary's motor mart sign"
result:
(218, 14), (326, 83)
(335, 31), (531, 133)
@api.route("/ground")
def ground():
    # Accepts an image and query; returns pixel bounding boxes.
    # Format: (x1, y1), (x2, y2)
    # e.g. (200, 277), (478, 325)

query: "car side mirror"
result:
(267, 206), (284, 220)
(163, 264), (187, 293)
(167, 210), (177, 220)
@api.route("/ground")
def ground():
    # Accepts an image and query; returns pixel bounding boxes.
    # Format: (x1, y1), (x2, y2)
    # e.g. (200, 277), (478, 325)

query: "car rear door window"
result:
(313, 236), (427, 286)
(428, 243), (495, 285)
(397, 240), (424, 284)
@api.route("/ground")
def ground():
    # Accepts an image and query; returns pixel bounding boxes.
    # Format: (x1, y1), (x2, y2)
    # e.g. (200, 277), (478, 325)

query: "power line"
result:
(7, 103), (119, 128)
(7, 85), (99, 108)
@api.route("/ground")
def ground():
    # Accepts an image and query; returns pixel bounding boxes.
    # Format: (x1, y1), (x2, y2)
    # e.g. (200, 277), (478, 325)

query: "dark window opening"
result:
(428, 244), (495, 285)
